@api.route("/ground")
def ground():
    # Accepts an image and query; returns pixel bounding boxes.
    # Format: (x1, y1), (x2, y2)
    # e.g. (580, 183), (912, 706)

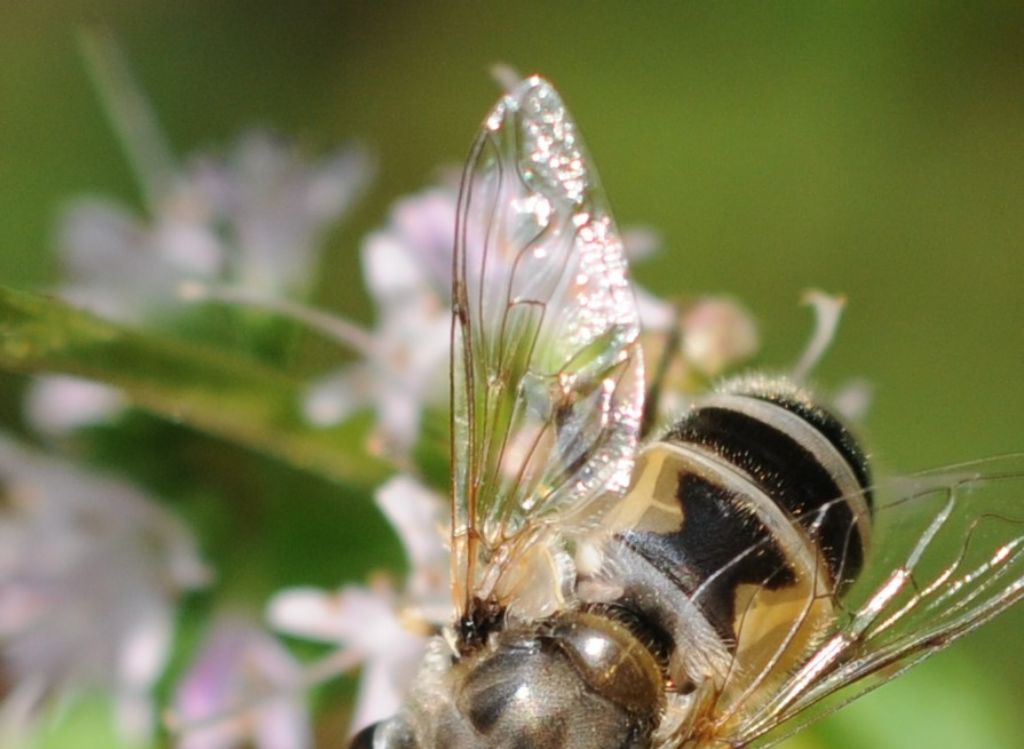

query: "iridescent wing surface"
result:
(707, 455), (1024, 748)
(450, 77), (644, 619)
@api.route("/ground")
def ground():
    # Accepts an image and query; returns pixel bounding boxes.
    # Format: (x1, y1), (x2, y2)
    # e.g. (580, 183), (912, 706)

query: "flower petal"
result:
(682, 295), (759, 376)
(374, 476), (448, 595)
(24, 375), (126, 437)
(173, 617), (309, 749)
(0, 434), (207, 739)
(301, 364), (372, 428)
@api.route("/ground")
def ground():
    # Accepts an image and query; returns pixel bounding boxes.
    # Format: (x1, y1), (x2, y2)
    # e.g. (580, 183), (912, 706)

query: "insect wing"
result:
(719, 454), (1024, 748)
(450, 77), (644, 618)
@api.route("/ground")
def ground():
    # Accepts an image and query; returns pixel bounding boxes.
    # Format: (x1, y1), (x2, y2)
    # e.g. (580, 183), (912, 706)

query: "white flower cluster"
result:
(269, 475), (449, 735)
(0, 435), (208, 744)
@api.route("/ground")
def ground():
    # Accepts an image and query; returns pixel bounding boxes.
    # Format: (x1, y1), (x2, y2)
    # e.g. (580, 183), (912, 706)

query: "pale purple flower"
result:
(0, 434), (209, 741)
(62, 32), (371, 323)
(267, 475), (449, 735)
(57, 192), (221, 324)
(58, 132), (372, 324)
(186, 132), (372, 297)
(27, 133), (372, 439)
(37, 41), (371, 443)
(302, 188), (454, 453)
(171, 616), (310, 749)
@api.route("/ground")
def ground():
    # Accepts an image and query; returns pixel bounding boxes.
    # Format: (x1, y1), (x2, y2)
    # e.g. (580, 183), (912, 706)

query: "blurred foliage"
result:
(0, 286), (390, 488)
(0, 2), (1021, 749)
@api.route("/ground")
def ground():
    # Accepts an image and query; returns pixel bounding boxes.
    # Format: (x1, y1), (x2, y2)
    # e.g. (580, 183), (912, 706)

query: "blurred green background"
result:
(0, 2), (1021, 748)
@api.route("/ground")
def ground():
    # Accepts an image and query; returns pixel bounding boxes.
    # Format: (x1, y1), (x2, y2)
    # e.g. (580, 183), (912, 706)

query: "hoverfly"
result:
(351, 76), (1024, 749)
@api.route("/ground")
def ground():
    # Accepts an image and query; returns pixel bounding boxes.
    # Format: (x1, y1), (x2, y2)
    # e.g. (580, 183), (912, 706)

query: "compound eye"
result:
(348, 718), (420, 749)
(348, 722), (380, 749)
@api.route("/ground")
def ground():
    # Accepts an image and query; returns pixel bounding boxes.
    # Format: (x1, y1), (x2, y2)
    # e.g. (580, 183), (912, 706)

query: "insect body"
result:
(352, 77), (1024, 749)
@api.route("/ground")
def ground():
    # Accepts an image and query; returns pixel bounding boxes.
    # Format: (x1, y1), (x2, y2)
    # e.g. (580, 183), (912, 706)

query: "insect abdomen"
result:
(665, 376), (872, 592)
(594, 376), (872, 697)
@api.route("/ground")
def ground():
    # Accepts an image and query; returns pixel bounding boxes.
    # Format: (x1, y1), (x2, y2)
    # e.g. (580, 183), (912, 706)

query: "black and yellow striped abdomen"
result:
(665, 378), (872, 592)
(594, 377), (872, 705)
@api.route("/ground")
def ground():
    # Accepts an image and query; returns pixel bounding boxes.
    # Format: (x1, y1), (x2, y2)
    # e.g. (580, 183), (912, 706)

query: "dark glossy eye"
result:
(348, 722), (380, 749)
(348, 718), (420, 749)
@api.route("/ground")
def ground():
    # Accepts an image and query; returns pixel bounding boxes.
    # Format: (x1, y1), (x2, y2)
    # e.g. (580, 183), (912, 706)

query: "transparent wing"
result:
(450, 77), (644, 619)
(709, 454), (1024, 748)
